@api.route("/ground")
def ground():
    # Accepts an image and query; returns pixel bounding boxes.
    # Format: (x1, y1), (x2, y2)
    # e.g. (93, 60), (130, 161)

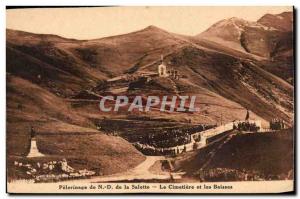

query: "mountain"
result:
(6, 12), (294, 180)
(6, 26), (189, 96)
(256, 12), (294, 84)
(196, 13), (293, 58)
(258, 11), (293, 32)
(197, 17), (258, 53)
(194, 12), (294, 84)
(78, 25), (188, 75)
(6, 20), (294, 124)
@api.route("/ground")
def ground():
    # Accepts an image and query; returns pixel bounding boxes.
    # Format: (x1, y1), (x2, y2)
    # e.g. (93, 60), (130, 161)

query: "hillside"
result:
(135, 45), (293, 124)
(194, 12), (294, 83)
(7, 29), (109, 97)
(196, 12), (293, 59)
(68, 26), (189, 75)
(7, 21), (294, 126)
(198, 17), (258, 53)
(258, 12), (293, 32)
(7, 75), (145, 179)
(173, 129), (294, 181)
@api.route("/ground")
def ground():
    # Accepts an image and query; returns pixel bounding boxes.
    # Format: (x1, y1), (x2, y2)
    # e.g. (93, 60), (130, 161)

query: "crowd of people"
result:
(270, 119), (286, 130)
(234, 121), (260, 132)
(144, 131), (191, 148)
(140, 124), (213, 148)
(134, 143), (178, 156)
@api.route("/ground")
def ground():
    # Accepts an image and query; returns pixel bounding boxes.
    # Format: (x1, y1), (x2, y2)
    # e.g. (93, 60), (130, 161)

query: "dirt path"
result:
(75, 156), (171, 183)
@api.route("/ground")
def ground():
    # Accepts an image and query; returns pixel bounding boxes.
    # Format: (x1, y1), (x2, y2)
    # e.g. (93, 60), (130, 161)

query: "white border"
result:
(1, 0), (299, 198)
(1, 0), (298, 6)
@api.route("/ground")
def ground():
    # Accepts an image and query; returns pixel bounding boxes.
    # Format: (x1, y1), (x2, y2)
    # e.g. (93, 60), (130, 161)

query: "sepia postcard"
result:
(6, 6), (294, 194)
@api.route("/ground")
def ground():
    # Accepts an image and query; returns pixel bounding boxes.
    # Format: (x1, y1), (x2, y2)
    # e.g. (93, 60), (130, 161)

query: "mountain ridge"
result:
(6, 12), (294, 124)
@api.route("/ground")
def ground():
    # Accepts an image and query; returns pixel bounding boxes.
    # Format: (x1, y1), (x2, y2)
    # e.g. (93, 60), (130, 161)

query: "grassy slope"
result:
(7, 76), (145, 178)
(7, 29), (108, 97)
(66, 26), (187, 76)
(207, 130), (293, 175)
(174, 129), (293, 177)
(138, 45), (293, 124)
(7, 28), (293, 125)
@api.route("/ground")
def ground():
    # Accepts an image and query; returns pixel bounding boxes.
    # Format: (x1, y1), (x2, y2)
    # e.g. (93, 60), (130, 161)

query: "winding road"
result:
(75, 156), (171, 183)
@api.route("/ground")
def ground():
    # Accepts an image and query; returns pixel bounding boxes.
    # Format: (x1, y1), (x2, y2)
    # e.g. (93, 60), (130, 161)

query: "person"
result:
(245, 109), (250, 121)
(30, 126), (36, 138)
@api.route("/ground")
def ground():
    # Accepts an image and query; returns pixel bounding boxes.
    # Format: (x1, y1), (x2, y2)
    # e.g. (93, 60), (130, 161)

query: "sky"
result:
(6, 6), (292, 40)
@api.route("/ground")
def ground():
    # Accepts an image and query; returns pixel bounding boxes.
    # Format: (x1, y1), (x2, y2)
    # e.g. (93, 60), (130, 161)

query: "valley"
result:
(6, 10), (294, 183)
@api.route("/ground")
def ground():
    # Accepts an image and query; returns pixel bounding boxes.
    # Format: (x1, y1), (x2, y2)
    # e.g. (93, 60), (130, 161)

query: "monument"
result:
(27, 127), (44, 158)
